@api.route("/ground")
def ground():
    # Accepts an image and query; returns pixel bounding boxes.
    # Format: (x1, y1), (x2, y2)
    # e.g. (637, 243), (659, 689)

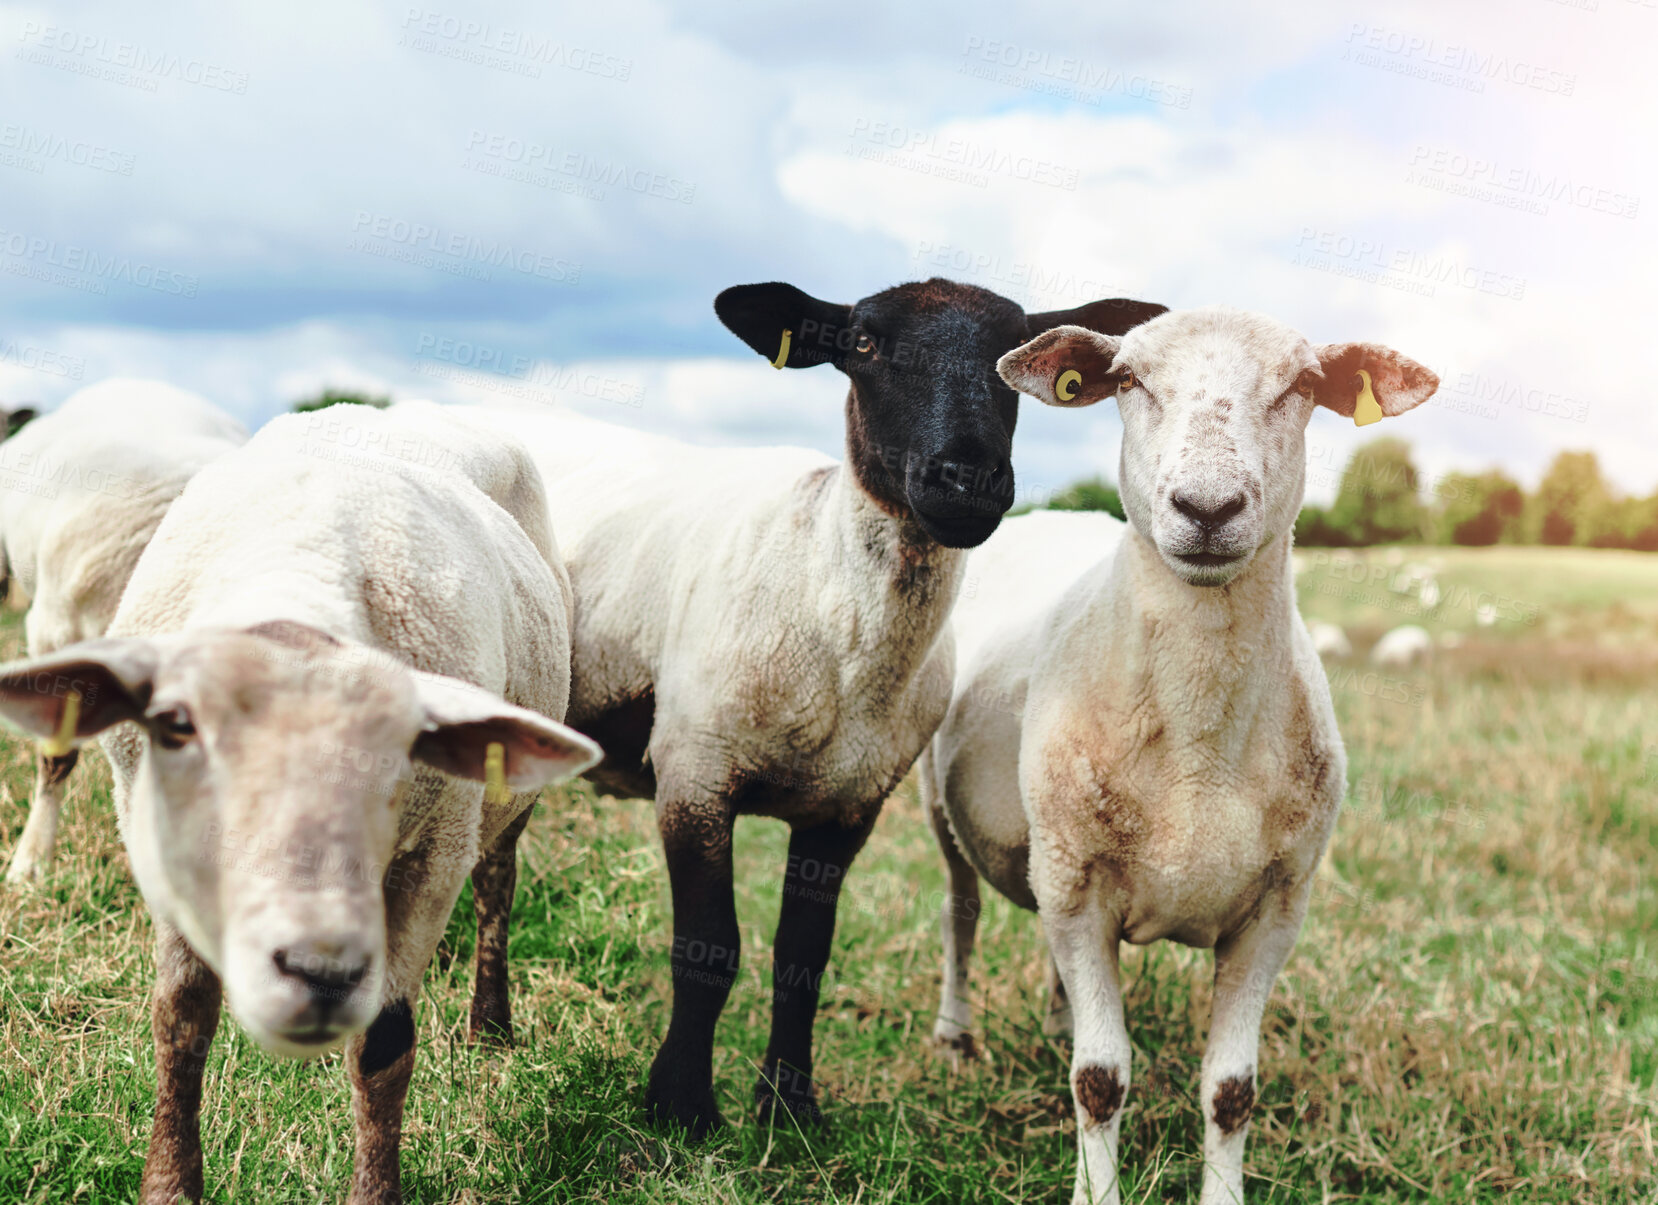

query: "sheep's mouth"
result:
(1175, 552), (1244, 568)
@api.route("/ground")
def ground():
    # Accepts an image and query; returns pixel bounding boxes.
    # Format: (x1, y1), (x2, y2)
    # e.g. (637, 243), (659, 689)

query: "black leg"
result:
(469, 805), (534, 1045)
(644, 795), (738, 1138)
(755, 817), (875, 1129)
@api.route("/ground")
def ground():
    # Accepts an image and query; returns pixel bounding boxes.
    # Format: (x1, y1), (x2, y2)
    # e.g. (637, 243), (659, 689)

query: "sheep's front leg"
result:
(1198, 899), (1307, 1205)
(347, 1000), (416, 1205)
(645, 794), (738, 1138)
(1042, 894), (1128, 1205)
(4, 749), (78, 885)
(140, 921), (221, 1205)
(756, 816), (874, 1127)
(468, 803), (534, 1044)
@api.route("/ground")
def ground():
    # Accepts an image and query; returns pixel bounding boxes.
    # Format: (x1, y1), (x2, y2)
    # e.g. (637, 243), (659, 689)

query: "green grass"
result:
(3, 547), (1657, 1202)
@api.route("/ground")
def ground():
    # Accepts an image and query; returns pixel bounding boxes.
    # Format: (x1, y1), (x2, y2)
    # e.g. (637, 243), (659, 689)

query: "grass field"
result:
(1, 546), (1655, 1203)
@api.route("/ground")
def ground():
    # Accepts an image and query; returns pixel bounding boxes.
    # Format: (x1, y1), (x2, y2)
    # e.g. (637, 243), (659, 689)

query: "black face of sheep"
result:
(715, 280), (1166, 548)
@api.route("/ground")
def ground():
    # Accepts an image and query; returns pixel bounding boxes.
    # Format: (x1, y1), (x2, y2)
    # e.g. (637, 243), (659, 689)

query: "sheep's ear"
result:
(410, 673), (602, 792)
(996, 325), (1123, 408)
(0, 639), (158, 747)
(4, 407), (38, 437)
(1027, 299), (1166, 338)
(714, 282), (853, 370)
(1312, 344), (1439, 423)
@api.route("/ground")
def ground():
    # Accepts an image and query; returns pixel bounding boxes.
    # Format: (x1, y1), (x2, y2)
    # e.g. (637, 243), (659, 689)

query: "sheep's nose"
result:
(273, 942), (372, 1004)
(1171, 491), (1247, 530)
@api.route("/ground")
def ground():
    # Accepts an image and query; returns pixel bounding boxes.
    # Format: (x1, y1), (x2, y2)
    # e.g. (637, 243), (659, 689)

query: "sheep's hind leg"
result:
(140, 921), (221, 1205)
(925, 785), (983, 1059)
(4, 749), (78, 885)
(1197, 894), (1308, 1205)
(1043, 950), (1073, 1037)
(468, 803), (534, 1045)
(755, 815), (875, 1129)
(644, 791), (739, 1138)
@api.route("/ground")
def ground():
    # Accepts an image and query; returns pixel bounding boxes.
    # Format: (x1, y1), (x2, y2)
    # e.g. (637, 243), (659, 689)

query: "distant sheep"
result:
(925, 305), (1438, 1204)
(0, 403), (599, 1204)
(1307, 620), (1353, 659)
(2, 380), (247, 884)
(1371, 624), (1433, 668)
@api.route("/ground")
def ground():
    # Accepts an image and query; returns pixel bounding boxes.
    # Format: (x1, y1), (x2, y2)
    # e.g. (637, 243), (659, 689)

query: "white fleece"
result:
(447, 404), (964, 826)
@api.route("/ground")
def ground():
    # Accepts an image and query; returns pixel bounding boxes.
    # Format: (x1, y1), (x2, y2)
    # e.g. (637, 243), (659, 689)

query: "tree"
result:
(291, 388), (390, 414)
(1435, 470), (1524, 546)
(1527, 451), (1609, 546)
(1024, 476), (1126, 520)
(1293, 504), (1347, 547)
(1324, 436), (1425, 545)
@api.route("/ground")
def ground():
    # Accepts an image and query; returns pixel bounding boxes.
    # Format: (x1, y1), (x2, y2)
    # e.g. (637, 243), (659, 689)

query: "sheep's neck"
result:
(1108, 524), (1299, 752)
(816, 463), (966, 676)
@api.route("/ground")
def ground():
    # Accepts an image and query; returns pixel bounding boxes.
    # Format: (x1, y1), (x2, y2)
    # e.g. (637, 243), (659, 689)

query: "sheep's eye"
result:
(151, 706), (196, 749)
(854, 333), (875, 355)
(1117, 370), (1138, 394)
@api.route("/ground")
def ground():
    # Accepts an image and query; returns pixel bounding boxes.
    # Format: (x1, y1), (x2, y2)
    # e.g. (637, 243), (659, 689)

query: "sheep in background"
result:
(1371, 623), (1434, 668)
(2, 380), (247, 884)
(926, 306), (1438, 1204)
(1306, 620), (1353, 659)
(0, 404), (600, 1205)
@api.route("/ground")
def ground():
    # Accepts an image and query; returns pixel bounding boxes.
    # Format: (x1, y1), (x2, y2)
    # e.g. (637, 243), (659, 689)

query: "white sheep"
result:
(1306, 620), (1353, 659)
(1371, 623), (1434, 667)
(451, 277), (1167, 1135)
(924, 305), (1438, 1204)
(2, 379), (247, 884)
(0, 402), (600, 1205)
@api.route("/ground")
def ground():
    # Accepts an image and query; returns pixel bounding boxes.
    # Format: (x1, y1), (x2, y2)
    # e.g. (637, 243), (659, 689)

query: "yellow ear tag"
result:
(770, 329), (792, 370)
(1055, 369), (1082, 401)
(1352, 368), (1383, 427)
(41, 689), (81, 758)
(484, 741), (509, 805)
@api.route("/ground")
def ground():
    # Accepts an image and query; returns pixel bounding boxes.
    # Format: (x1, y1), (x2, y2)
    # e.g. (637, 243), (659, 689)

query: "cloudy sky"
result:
(1, 0), (1651, 505)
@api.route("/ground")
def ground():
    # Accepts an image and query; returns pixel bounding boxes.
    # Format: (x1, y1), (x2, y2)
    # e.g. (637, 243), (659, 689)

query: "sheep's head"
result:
(715, 279), (1165, 548)
(0, 622), (600, 1057)
(998, 306), (1438, 587)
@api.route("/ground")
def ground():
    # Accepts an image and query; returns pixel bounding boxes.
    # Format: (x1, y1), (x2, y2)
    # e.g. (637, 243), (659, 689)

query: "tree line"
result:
(1031, 439), (1658, 550)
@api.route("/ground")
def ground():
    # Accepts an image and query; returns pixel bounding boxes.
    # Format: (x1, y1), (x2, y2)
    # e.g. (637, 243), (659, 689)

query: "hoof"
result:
(4, 858), (43, 888)
(929, 1023), (984, 1068)
(754, 1072), (829, 1133)
(644, 1080), (725, 1141)
(467, 1016), (513, 1047)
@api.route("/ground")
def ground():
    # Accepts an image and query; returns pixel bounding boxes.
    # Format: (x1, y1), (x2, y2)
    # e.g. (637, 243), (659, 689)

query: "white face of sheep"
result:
(998, 306), (1439, 587)
(0, 628), (601, 1057)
